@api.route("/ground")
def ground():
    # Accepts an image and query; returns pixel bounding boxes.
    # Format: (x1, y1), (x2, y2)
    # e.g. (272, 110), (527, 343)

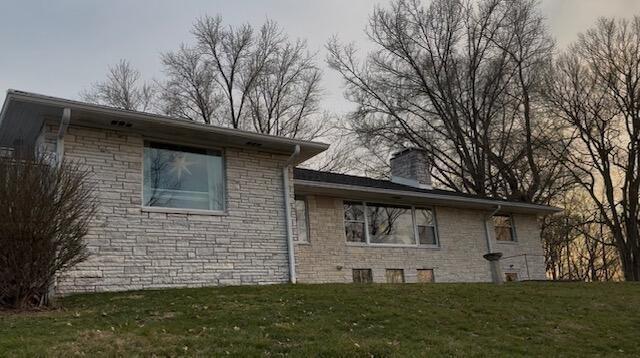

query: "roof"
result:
(0, 90), (329, 164)
(293, 168), (561, 215)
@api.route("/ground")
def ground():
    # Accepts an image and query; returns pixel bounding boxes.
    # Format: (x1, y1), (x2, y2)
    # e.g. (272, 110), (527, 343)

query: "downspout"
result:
(282, 145), (300, 283)
(483, 205), (504, 284)
(47, 107), (71, 305)
(56, 108), (71, 167)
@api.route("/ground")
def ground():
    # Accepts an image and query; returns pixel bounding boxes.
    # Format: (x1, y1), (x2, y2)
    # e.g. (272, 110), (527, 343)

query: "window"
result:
(343, 201), (438, 246)
(143, 142), (224, 211)
(505, 272), (518, 282)
(415, 208), (437, 245)
(352, 269), (373, 283)
(295, 197), (309, 242)
(367, 204), (415, 244)
(385, 269), (405, 283)
(493, 214), (516, 241)
(344, 201), (366, 243)
(417, 269), (435, 283)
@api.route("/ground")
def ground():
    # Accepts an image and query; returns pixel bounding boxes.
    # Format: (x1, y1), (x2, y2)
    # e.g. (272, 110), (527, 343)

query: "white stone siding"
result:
(295, 196), (546, 283)
(42, 123), (297, 294)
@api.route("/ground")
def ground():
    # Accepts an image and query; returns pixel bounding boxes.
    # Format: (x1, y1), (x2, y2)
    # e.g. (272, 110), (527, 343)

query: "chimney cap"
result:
(391, 147), (426, 159)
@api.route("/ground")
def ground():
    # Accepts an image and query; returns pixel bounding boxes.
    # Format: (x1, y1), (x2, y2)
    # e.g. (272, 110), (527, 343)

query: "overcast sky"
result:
(1, 0), (639, 113)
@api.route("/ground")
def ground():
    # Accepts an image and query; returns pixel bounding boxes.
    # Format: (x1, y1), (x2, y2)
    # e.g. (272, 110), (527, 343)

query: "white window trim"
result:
(343, 201), (440, 248)
(141, 140), (227, 216)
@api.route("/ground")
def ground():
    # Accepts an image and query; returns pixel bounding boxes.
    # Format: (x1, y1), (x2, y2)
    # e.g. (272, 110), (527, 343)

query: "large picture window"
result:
(367, 204), (415, 245)
(143, 142), (225, 211)
(343, 201), (438, 247)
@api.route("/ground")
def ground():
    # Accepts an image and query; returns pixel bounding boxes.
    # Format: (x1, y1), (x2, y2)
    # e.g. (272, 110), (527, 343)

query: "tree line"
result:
(82, 0), (640, 281)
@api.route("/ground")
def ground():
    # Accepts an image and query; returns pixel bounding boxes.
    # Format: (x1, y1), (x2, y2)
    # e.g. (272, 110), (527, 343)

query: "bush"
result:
(0, 154), (96, 309)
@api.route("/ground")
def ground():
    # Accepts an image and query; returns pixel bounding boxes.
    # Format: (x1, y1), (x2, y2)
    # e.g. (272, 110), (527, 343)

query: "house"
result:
(0, 90), (560, 294)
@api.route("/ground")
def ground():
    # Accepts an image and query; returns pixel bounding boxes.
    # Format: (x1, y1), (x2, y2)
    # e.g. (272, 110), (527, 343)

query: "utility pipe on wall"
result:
(282, 145), (300, 283)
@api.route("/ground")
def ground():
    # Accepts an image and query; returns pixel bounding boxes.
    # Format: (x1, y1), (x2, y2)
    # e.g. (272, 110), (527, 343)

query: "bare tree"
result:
(81, 59), (155, 112)
(547, 17), (640, 281)
(160, 15), (325, 139)
(328, 0), (571, 203)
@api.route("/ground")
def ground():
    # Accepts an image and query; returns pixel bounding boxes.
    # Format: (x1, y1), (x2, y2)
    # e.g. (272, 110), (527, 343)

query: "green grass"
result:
(1, 282), (639, 357)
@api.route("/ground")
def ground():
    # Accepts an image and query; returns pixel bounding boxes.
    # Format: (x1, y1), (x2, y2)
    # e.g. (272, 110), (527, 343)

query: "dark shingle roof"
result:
(293, 168), (524, 204)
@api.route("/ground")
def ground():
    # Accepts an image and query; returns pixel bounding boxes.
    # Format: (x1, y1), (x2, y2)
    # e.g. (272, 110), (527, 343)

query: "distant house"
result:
(0, 90), (559, 294)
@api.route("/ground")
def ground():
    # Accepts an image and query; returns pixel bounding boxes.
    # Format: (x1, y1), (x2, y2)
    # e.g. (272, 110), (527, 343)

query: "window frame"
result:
(342, 201), (440, 248)
(141, 140), (227, 216)
(294, 195), (310, 243)
(493, 214), (517, 243)
(343, 201), (367, 243)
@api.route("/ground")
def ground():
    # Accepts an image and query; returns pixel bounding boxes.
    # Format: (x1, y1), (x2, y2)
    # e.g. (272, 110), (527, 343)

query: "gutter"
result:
(294, 179), (561, 214)
(56, 108), (71, 167)
(282, 145), (300, 283)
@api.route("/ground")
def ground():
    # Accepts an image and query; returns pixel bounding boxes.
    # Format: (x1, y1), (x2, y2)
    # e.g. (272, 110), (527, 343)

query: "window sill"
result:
(141, 206), (227, 216)
(345, 242), (441, 249)
(295, 241), (311, 246)
(495, 240), (518, 245)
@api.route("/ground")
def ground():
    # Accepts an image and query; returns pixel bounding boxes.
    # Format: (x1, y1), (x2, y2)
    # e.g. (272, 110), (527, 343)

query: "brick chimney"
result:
(390, 148), (432, 189)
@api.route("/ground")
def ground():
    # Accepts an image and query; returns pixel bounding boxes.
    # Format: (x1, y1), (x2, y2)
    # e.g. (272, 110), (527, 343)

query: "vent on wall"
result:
(110, 120), (132, 128)
(245, 141), (262, 147)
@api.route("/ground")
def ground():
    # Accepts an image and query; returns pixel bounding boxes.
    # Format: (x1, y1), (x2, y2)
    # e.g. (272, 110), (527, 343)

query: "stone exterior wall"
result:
(295, 196), (546, 283)
(41, 122), (297, 294)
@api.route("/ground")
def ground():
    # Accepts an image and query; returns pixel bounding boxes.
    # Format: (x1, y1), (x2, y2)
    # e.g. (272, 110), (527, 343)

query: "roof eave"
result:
(1, 90), (330, 163)
(294, 179), (562, 215)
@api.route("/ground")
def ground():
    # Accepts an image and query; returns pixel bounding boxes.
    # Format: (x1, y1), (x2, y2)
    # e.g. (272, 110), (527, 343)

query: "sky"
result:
(1, 0), (639, 114)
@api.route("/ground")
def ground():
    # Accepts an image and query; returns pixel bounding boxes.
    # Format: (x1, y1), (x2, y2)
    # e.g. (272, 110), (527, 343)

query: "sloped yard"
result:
(1, 282), (639, 357)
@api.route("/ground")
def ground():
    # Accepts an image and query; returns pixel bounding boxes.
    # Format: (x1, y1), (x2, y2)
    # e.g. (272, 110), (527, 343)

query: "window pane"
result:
(385, 269), (405, 283)
(416, 208), (437, 245)
(367, 204), (415, 245)
(344, 201), (365, 221)
(143, 143), (224, 211)
(295, 198), (308, 242)
(353, 269), (373, 283)
(418, 226), (437, 245)
(345, 222), (366, 243)
(417, 269), (434, 283)
(493, 215), (514, 241)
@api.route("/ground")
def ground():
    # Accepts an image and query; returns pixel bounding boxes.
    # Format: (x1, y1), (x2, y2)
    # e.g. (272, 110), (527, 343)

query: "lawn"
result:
(1, 282), (639, 357)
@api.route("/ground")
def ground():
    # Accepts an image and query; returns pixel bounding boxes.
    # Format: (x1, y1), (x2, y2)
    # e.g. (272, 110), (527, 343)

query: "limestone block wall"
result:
(40, 122), (296, 294)
(294, 196), (546, 283)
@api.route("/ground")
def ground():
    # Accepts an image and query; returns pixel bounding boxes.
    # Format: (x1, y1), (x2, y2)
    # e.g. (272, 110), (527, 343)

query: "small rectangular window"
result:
(415, 208), (437, 245)
(505, 272), (518, 282)
(352, 269), (373, 283)
(493, 214), (515, 241)
(295, 197), (309, 242)
(385, 269), (405, 283)
(417, 269), (435, 283)
(143, 142), (224, 211)
(344, 201), (366, 243)
(367, 203), (415, 245)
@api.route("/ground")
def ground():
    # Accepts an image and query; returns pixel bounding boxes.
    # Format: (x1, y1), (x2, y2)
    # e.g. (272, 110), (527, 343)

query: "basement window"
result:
(385, 269), (405, 283)
(352, 269), (373, 283)
(143, 142), (225, 211)
(417, 269), (435, 283)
